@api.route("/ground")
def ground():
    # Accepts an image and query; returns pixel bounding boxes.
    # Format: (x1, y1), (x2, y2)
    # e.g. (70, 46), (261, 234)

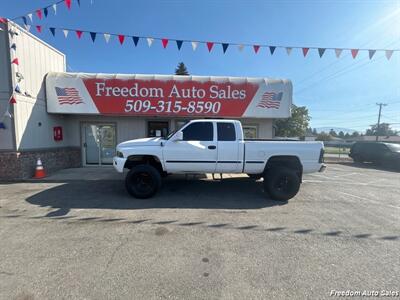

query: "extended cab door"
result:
(215, 122), (242, 173)
(163, 121), (217, 173)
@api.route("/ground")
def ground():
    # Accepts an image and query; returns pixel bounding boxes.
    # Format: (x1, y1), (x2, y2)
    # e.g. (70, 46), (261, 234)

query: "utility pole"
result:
(375, 103), (387, 141)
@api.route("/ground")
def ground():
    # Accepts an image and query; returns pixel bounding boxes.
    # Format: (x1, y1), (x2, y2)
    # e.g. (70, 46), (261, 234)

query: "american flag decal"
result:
(55, 87), (83, 105)
(256, 91), (283, 109)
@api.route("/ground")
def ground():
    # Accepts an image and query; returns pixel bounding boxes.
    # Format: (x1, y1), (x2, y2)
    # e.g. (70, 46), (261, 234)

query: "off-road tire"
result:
(264, 167), (300, 201)
(125, 165), (162, 199)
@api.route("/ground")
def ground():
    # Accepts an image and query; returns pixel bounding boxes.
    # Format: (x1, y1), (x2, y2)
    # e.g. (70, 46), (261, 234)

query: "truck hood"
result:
(117, 137), (163, 148)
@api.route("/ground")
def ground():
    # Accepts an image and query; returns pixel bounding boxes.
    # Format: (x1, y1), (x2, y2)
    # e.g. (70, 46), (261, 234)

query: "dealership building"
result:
(0, 22), (292, 179)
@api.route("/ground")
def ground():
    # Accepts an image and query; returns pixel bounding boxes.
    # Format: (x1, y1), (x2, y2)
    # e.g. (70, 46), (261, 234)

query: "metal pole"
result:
(375, 103), (387, 141)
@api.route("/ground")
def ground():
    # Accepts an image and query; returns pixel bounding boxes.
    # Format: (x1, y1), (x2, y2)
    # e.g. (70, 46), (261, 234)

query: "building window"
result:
(148, 121), (169, 138)
(243, 125), (258, 139)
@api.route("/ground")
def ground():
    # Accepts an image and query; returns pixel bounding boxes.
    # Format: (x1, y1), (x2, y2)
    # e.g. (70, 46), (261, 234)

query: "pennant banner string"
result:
(25, 24), (400, 53)
(10, 0), (78, 22)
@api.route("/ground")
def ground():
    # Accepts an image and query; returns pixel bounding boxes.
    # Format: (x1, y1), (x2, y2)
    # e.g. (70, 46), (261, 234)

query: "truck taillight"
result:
(319, 149), (324, 163)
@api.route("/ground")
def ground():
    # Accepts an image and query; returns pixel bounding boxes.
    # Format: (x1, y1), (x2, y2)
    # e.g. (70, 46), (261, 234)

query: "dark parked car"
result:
(349, 142), (400, 166)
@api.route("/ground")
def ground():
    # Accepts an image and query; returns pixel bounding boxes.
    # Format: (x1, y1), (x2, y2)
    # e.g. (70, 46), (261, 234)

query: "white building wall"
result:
(0, 22), (15, 150)
(65, 116), (273, 149)
(6, 22), (66, 150)
(241, 118), (273, 138)
(66, 115), (148, 147)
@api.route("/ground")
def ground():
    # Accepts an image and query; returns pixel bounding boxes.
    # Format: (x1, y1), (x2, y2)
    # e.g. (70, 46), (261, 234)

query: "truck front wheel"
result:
(264, 167), (300, 201)
(125, 165), (161, 199)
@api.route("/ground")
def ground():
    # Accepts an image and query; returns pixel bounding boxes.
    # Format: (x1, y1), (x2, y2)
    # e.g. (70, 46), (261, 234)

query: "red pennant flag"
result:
(253, 45), (260, 54)
(76, 30), (83, 39)
(36, 9), (42, 20)
(206, 42), (214, 52)
(9, 96), (16, 104)
(0, 17), (8, 24)
(118, 35), (125, 45)
(11, 58), (19, 65)
(65, 0), (72, 9)
(351, 49), (359, 59)
(36, 25), (42, 33)
(302, 48), (309, 57)
(162, 39), (169, 49)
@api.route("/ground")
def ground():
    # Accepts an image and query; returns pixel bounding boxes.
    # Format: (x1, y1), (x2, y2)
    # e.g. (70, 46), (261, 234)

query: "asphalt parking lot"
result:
(0, 163), (399, 300)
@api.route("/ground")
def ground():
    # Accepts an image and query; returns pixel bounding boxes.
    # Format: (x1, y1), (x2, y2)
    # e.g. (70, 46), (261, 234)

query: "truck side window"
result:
(182, 122), (213, 141)
(217, 123), (236, 141)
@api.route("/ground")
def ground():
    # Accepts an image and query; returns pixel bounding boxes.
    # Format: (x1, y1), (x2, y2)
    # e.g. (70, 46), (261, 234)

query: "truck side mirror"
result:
(173, 131), (183, 142)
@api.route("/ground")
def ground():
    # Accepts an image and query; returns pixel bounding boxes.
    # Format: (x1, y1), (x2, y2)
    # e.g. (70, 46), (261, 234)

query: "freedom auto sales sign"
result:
(46, 73), (292, 118)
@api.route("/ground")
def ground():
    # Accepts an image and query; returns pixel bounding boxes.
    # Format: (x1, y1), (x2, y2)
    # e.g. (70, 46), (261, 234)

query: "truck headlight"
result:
(116, 151), (124, 158)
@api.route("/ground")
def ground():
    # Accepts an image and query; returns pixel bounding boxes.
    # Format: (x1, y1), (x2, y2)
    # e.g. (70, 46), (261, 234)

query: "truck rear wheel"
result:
(264, 167), (300, 201)
(125, 165), (161, 199)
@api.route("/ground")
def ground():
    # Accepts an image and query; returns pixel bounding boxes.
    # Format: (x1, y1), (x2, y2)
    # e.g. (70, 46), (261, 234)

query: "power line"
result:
(296, 56), (384, 95)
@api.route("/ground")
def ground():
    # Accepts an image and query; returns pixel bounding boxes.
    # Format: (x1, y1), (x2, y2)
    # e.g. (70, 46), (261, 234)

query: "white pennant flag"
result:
(335, 48), (342, 58)
(24, 24), (31, 31)
(191, 41), (198, 51)
(4, 108), (12, 118)
(238, 44), (245, 52)
(286, 47), (292, 55)
(103, 33), (111, 43)
(63, 30), (69, 38)
(385, 50), (394, 60)
(53, 4), (57, 14)
(147, 38), (154, 47)
(27, 13), (33, 22)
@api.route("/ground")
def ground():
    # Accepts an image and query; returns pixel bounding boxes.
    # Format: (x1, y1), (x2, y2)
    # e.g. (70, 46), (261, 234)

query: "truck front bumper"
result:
(319, 164), (327, 172)
(113, 157), (126, 173)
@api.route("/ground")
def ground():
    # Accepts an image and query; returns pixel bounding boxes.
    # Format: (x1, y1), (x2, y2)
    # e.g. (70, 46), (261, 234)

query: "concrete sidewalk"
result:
(40, 166), (125, 181)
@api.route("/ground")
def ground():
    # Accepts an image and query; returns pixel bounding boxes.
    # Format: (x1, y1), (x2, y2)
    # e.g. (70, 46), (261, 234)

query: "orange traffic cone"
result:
(33, 158), (46, 179)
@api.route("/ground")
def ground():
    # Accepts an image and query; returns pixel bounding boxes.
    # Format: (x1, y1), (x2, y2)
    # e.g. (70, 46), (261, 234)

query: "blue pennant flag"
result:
(77, 0), (81, 6)
(222, 43), (229, 53)
(0, 122), (6, 129)
(90, 32), (97, 42)
(15, 84), (21, 93)
(176, 40), (183, 50)
(44, 7), (48, 17)
(132, 36), (139, 46)
(22, 16), (27, 25)
(10, 43), (17, 50)
(269, 46), (276, 55)
(49, 27), (56, 36)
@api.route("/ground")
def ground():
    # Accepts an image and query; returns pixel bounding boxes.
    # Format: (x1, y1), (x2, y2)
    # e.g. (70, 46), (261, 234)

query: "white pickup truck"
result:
(113, 119), (325, 201)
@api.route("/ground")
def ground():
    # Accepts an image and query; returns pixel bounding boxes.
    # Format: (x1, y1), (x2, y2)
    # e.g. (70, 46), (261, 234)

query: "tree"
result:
(316, 132), (332, 141)
(329, 129), (338, 137)
(351, 131), (360, 137)
(338, 131), (345, 138)
(365, 123), (398, 136)
(274, 105), (310, 137)
(175, 62), (189, 75)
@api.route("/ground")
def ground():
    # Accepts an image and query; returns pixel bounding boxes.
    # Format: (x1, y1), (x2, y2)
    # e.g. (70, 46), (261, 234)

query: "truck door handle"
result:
(208, 145), (216, 150)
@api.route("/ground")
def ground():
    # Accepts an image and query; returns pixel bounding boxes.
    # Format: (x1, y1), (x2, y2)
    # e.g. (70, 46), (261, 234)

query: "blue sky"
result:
(2, 0), (400, 132)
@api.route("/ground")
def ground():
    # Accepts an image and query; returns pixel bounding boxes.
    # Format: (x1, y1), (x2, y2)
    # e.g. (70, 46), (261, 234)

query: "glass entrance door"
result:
(83, 124), (116, 165)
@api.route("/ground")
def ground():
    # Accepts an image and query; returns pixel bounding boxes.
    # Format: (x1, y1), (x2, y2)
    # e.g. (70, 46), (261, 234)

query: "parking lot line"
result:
(337, 191), (400, 209)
